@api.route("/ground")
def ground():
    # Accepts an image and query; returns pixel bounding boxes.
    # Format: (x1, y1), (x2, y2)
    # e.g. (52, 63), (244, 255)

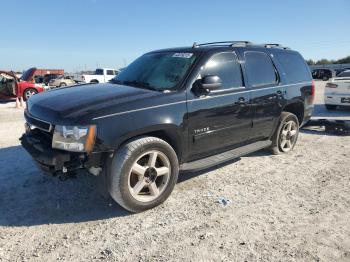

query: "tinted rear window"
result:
(275, 52), (311, 83)
(244, 51), (277, 87)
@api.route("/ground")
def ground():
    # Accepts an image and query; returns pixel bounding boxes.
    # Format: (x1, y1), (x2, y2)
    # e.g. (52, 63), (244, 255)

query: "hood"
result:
(20, 67), (37, 81)
(27, 83), (160, 124)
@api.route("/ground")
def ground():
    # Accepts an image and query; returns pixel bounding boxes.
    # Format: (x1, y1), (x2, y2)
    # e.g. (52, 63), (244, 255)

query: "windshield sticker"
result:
(172, 53), (193, 58)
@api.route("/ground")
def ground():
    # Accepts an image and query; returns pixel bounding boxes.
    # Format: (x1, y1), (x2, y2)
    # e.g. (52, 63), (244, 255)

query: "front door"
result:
(0, 72), (16, 98)
(187, 52), (253, 161)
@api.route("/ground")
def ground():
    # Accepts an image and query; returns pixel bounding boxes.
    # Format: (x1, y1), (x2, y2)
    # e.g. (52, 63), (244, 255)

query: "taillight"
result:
(310, 80), (315, 104)
(325, 83), (338, 88)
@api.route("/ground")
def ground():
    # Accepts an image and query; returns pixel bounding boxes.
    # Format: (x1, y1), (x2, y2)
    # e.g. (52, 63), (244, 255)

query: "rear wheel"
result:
(325, 104), (337, 110)
(23, 88), (38, 101)
(59, 82), (67, 87)
(270, 112), (299, 155)
(108, 136), (179, 213)
(90, 80), (99, 84)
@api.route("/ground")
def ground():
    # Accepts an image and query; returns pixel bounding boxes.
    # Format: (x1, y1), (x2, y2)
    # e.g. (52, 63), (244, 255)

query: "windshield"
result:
(112, 52), (197, 91)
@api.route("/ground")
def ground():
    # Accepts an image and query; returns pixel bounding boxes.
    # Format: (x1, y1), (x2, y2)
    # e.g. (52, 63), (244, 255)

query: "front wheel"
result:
(270, 112), (299, 155)
(108, 136), (179, 213)
(23, 88), (38, 101)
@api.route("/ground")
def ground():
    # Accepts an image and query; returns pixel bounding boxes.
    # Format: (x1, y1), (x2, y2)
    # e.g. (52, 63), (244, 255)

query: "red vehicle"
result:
(0, 67), (44, 101)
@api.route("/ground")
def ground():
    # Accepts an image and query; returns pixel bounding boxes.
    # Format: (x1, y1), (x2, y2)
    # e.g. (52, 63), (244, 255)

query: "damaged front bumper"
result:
(20, 130), (86, 176)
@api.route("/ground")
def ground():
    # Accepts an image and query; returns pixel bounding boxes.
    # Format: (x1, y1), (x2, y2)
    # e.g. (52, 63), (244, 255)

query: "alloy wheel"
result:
(25, 89), (36, 100)
(128, 150), (171, 202)
(279, 120), (298, 152)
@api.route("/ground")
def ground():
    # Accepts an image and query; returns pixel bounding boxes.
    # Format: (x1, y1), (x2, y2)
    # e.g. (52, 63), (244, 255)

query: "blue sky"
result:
(1, 0), (350, 72)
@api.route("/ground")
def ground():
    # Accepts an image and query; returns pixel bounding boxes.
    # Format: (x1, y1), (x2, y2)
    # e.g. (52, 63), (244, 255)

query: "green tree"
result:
(308, 55), (350, 65)
(306, 59), (316, 65)
(336, 56), (350, 64)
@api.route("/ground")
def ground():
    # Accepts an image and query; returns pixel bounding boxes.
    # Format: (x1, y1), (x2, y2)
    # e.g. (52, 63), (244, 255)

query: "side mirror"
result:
(192, 75), (222, 96)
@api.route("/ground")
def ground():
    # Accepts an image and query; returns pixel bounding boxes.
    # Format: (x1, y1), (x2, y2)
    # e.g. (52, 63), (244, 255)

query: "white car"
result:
(324, 70), (350, 110)
(81, 68), (119, 84)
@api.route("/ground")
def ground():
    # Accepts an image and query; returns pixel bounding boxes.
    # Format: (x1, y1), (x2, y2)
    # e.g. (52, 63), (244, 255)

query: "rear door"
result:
(238, 50), (285, 140)
(187, 51), (253, 160)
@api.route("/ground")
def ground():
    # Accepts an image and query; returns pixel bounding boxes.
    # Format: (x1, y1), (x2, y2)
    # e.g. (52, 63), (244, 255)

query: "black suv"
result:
(311, 68), (336, 81)
(21, 41), (314, 212)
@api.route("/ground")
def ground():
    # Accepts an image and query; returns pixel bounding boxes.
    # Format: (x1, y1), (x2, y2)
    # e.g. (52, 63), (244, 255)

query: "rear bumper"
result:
(301, 104), (314, 127)
(20, 132), (83, 175)
(324, 93), (350, 106)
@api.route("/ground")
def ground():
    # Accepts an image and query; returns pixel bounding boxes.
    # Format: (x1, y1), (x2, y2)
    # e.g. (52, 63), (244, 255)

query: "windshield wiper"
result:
(123, 80), (160, 91)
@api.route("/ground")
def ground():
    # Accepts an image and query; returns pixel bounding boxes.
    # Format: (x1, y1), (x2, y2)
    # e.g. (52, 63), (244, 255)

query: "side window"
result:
(200, 52), (243, 90)
(338, 71), (350, 77)
(107, 70), (114, 75)
(95, 69), (104, 75)
(244, 51), (277, 87)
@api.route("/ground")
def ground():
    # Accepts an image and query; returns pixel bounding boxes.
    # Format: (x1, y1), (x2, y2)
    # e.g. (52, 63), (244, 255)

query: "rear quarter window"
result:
(275, 52), (311, 83)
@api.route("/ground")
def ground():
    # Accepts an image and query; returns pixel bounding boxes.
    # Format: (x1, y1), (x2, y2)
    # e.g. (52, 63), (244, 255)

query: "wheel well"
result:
(121, 130), (182, 162)
(23, 87), (37, 95)
(283, 103), (304, 125)
(90, 80), (99, 83)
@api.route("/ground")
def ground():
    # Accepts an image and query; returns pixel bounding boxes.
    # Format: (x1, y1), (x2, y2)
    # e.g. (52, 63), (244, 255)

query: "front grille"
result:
(24, 110), (52, 132)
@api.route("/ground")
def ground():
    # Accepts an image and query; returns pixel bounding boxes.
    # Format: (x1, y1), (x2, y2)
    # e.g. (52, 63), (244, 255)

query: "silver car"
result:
(49, 76), (75, 87)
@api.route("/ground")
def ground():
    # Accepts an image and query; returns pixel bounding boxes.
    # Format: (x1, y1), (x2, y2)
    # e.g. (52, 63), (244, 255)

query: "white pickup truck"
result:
(81, 68), (119, 84)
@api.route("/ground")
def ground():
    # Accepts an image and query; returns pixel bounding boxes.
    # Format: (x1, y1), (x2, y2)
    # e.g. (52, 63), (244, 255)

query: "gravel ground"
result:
(0, 82), (349, 262)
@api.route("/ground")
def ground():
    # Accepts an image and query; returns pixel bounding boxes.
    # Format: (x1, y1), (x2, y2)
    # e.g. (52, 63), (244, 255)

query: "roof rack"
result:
(192, 41), (252, 48)
(192, 41), (291, 50)
(263, 43), (290, 50)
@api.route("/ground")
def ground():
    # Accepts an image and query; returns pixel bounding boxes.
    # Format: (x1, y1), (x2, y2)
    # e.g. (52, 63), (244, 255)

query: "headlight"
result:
(52, 125), (96, 153)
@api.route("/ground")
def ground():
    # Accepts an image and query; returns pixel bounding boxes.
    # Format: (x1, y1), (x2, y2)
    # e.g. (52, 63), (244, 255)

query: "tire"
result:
(108, 136), (179, 213)
(325, 104), (337, 110)
(90, 80), (99, 84)
(59, 82), (67, 87)
(23, 88), (38, 101)
(270, 112), (300, 155)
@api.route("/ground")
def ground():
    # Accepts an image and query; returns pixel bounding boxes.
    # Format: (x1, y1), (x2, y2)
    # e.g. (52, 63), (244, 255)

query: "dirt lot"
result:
(0, 82), (349, 262)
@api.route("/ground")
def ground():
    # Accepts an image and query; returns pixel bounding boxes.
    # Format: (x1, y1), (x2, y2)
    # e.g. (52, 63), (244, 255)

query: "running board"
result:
(180, 140), (272, 172)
